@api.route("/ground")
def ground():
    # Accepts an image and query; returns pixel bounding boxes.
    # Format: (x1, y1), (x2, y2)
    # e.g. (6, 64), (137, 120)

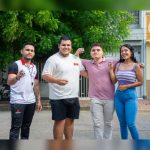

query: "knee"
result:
(93, 120), (103, 128)
(120, 122), (127, 128)
(104, 121), (112, 127)
(54, 120), (65, 127)
(127, 122), (136, 128)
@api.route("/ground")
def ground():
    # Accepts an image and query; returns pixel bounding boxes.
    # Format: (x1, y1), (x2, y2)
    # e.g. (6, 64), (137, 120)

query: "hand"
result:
(108, 62), (114, 71)
(75, 48), (84, 57)
(16, 70), (25, 80)
(118, 85), (128, 91)
(37, 100), (42, 112)
(56, 79), (69, 85)
(139, 63), (144, 69)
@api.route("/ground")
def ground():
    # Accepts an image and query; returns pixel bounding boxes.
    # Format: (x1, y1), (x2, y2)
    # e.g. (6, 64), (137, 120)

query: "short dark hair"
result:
(119, 44), (138, 63)
(22, 42), (35, 49)
(58, 35), (71, 44)
(91, 43), (103, 49)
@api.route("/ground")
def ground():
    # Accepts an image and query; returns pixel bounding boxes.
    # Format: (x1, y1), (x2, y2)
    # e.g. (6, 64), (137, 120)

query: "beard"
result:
(24, 56), (33, 61)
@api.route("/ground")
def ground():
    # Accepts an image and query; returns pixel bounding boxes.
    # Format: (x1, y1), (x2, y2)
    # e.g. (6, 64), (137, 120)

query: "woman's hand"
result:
(108, 62), (114, 71)
(118, 85), (128, 91)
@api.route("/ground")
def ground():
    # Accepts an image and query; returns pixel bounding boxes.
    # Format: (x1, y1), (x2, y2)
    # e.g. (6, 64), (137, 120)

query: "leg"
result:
(64, 118), (74, 140)
(65, 98), (80, 139)
(103, 100), (114, 139)
(49, 140), (62, 150)
(90, 99), (104, 139)
(21, 103), (36, 139)
(125, 90), (139, 139)
(115, 91), (128, 139)
(9, 104), (25, 140)
(50, 100), (67, 140)
(63, 139), (73, 150)
(53, 120), (65, 139)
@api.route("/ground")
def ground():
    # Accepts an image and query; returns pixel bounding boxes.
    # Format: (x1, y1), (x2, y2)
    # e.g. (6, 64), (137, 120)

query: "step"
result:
(1, 99), (150, 111)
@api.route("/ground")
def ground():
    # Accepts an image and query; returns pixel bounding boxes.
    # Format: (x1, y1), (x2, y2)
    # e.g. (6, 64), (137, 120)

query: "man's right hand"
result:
(56, 79), (69, 85)
(16, 70), (25, 80)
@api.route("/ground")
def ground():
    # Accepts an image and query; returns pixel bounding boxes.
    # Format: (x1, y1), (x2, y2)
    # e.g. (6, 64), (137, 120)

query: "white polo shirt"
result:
(8, 59), (37, 104)
(42, 53), (85, 100)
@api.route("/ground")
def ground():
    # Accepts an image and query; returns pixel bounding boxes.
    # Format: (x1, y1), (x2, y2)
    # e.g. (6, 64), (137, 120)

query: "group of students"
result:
(7, 35), (143, 140)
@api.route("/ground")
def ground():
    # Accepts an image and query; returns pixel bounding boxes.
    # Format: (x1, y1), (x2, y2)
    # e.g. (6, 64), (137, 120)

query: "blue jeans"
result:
(114, 88), (139, 139)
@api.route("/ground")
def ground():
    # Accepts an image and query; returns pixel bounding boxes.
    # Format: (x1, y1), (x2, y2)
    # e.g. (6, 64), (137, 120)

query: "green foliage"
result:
(0, 10), (134, 69)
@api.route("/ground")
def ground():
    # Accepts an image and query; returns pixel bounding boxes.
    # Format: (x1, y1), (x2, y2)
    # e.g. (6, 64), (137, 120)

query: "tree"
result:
(0, 10), (134, 69)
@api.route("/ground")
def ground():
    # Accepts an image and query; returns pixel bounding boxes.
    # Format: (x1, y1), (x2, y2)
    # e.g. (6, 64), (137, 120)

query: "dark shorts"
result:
(50, 98), (80, 120)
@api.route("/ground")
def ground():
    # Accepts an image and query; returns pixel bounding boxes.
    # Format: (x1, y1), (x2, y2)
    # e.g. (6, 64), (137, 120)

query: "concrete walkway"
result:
(0, 110), (150, 140)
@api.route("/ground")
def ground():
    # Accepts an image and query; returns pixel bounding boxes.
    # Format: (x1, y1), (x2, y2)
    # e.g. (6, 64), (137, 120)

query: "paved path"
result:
(0, 110), (150, 140)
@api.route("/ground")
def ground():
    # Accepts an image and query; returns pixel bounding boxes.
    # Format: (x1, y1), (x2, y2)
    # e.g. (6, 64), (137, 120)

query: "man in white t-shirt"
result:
(42, 35), (85, 140)
(7, 42), (42, 140)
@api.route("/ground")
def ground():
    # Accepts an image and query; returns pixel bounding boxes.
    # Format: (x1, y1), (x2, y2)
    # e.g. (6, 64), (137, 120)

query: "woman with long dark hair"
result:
(109, 44), (143, 139)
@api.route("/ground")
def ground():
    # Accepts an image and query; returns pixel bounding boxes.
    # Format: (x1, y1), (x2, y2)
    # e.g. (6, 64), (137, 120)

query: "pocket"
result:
(128, 89), (137, 100)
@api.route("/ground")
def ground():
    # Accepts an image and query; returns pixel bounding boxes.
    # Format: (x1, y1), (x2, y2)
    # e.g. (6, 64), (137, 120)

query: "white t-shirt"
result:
(42, 52), (85, 99)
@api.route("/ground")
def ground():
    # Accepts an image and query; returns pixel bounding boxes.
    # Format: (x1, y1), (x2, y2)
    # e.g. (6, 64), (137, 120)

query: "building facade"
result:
(124, 11), (146, 98)
(146, 11), (150, 99)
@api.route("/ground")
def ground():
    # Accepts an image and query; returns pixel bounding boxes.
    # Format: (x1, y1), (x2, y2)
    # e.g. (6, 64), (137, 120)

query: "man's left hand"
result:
(37, 100), (42, 112)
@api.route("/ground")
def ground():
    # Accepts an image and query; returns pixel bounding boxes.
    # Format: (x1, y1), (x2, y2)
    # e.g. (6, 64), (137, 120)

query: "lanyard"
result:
(25, 64), (34, 86)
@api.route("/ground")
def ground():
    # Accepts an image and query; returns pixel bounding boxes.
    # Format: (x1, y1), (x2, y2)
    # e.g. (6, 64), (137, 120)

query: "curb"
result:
(0, 99), (150, 111)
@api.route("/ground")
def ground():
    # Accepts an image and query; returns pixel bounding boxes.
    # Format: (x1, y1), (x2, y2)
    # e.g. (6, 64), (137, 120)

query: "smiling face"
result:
(58, 40), (72, 57)
(120, 46), (132, 60)
(90, 46), (103, 60)
(21, 44), (35, 61)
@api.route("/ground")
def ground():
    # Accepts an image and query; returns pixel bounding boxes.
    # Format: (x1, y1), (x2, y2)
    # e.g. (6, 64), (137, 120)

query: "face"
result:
(120, 46), (132, 60)
(58, 40), (72, 57)
(90, 46), (103, 59)
(21, 45), (35, 61)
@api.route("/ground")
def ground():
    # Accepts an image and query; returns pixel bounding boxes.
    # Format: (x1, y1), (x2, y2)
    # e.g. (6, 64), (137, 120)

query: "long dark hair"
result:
(119, 44), (138, 63)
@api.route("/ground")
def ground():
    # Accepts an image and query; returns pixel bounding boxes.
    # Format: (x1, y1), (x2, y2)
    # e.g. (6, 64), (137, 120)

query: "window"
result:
(130, 11), (140, 24)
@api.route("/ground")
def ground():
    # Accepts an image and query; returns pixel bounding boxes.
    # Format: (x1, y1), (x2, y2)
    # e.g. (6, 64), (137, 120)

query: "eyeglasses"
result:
(91, 49), (101, 52)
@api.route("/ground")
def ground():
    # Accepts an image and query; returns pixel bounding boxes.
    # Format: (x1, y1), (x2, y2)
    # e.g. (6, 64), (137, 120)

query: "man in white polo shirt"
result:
(7, 42), (42, 140)
(42, 35), (85, 140)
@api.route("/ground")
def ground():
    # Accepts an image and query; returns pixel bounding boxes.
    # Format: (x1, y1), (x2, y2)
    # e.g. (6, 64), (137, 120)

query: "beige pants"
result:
(90, 98), (114, 139)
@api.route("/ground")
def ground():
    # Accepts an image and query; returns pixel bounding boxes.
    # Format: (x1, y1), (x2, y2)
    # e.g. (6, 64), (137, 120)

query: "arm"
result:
(80, 70), (88, 78)
(7, 71), (26, 85)
(42, 58), (68, 86)
(119, 64), (143, 91)
(108, 62), (117, 84)
(74, 48), (88, 78)
(7, 63), (25, 85)
(74, 48), (84, 57)
(7, 74), (18, 85)
(138, 62), (144, 69)
(42, 74), (68, 85)
(33, 79), (42, 112)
